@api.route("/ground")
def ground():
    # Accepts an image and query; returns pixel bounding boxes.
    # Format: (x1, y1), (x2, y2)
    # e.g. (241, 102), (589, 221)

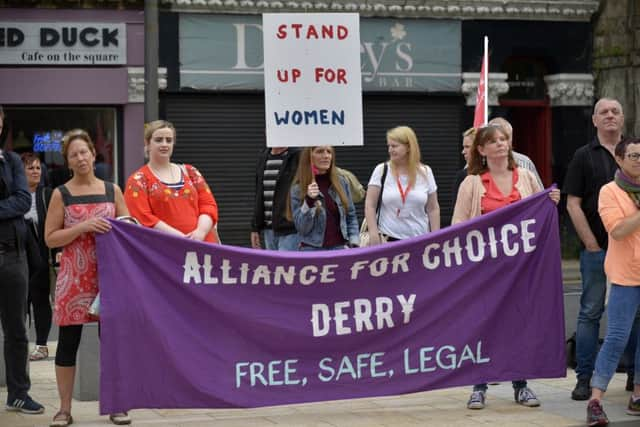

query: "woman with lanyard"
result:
(364, 125), (440, 244)
(288, 145), (359, 250)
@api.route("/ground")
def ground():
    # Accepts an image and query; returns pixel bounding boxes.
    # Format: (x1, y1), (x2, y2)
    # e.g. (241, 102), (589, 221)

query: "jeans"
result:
(473, 380), (527, 392)
(299, 244), (347, 251)
(575, 249), (638, 380)
(0, 248), (31, 399)
(575, 249), (607, 379)
(262, 229), (300, 251)
(591, 285), (640, 392)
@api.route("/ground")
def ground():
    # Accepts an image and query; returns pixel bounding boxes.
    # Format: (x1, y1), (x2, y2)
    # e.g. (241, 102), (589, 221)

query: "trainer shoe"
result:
(467, 390), (485, 410)
(514, 386), (540, 407)
(627, 394), (640, 416)
(109, 412), (131, 425)
(587, 399), (609, 426)
(6, 394), (45, 414)
(29, 345), (49, 361)
(572, 377), (591, 400)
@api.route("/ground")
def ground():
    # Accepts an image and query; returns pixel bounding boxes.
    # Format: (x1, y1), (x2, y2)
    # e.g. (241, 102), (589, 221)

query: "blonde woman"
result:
(124, 120), (219, 243)
(289, 146), (359, 250)
(365, 126), (440, 244)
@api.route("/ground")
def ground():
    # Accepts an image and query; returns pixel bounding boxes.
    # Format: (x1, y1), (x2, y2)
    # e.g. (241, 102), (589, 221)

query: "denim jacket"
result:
(290, 175), (359, 248)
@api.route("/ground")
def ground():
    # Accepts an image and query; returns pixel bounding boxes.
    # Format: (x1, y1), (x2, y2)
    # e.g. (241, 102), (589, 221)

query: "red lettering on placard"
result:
(277, 68), (302, 83)
(275, 24), (349, 40)
(337, 25), (348, 40)
(276, 24), (287, 39)
(292, 23), (303, 38)
(307, 25), (318, 39)
(315, 67), (347, 84)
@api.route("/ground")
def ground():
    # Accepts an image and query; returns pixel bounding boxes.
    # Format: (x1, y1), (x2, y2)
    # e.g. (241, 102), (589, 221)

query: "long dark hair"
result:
(468, 125), (516, 175)
(286, 146), (349, 220)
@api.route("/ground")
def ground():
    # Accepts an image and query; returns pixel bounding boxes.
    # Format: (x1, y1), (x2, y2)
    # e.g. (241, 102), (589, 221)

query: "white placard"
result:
(263, 13), (363, 147)
(0, 22), (126, 65)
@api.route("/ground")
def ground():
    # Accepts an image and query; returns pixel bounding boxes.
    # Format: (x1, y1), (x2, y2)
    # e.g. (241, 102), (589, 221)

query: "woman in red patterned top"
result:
(124, 120), (219, 243)
(44, 129), (129, 426)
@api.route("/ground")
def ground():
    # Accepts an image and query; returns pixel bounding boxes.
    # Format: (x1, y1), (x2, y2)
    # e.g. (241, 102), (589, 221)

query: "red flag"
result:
(473, 37), (489, 128)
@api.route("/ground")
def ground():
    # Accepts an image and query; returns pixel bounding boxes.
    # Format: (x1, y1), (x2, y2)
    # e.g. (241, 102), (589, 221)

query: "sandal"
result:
(30, 345), (49, 361)
(50, 410), (73, 427)
(109, 412), (131, 425)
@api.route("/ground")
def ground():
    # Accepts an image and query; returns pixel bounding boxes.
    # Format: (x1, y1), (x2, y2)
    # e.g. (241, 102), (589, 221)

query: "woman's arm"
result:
(364, 185), (381, 243)
(451, 176), (475, 224)
(113, 184), (130, 217)
(341, 178), (360, 246)
(291, 184), (319, 235)
(186, 165), (218, 241)
(364, 164), (384, 245)
(44, 189), (111, 248)
(610, 210), (640, 240)
(426, 191), (440, 231)
(599, 186), (640, 241)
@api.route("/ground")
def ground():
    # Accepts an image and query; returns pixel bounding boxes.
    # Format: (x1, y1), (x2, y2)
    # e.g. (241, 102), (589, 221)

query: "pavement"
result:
(3, 259), (640, 427)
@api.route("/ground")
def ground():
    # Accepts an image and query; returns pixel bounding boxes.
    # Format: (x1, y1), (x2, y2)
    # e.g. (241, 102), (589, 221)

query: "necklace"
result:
(148, 162), (175, 183)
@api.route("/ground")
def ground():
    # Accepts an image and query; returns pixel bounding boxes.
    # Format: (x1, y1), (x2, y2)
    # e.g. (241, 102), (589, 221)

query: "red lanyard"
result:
(396, 176), (411, 216)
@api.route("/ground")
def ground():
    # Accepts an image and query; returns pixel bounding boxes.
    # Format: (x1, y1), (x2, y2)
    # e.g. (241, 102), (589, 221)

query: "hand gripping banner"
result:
(96, 189), (565, 413)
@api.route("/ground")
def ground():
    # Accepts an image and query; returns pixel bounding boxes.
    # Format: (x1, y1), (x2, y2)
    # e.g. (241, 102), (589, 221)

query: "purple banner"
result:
(97, 189), (565, 414)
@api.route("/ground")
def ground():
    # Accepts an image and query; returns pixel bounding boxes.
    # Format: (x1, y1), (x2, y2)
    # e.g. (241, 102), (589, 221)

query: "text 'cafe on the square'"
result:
(0, 6), (144, 188)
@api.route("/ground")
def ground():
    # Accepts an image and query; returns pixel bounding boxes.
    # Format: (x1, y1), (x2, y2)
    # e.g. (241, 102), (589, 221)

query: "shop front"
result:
(0, 8), (144, 185)
(160, 13), (464, 245)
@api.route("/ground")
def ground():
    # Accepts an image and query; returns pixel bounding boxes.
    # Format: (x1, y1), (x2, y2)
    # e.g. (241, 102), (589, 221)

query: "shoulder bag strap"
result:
(375, 162), (388, 224)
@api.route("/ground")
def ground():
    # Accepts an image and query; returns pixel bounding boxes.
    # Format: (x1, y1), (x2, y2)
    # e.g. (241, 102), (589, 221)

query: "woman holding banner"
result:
(124, 120), (219, 243)
(364, 126), (440, 244)
(586, 137), (640, 425)
(288, 145), (359, 250)
(452, 123), (560, 411)
(44, 129), (130, 426)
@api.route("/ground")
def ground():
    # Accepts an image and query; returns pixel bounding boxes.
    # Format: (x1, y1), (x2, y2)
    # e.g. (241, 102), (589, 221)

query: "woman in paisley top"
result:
(124, 120), (219, 243)
(45, 129), (129, 427)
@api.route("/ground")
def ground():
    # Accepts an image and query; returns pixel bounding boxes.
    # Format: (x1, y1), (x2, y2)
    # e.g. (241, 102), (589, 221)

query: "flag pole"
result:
(483, 36), (488, 126)
(472, 36), (489, 128)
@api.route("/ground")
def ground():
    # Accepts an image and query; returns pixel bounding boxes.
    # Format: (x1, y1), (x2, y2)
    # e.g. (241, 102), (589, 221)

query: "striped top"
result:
(262, 152), (286, 227)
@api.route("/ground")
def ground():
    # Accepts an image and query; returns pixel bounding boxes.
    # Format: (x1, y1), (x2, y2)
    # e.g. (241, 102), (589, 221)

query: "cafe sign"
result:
(0, 22), (126, 65)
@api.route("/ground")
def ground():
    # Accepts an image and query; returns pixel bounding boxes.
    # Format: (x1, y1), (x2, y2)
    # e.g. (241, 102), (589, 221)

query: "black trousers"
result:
(0, 248), (31, 399)
(29, 264), (52, 346)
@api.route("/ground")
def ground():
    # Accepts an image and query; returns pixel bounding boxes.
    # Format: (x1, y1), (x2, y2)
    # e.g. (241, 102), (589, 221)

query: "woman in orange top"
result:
(587, 137), (640, 424)
(124, 120), (219, 243)
(452, 123), (560, 411)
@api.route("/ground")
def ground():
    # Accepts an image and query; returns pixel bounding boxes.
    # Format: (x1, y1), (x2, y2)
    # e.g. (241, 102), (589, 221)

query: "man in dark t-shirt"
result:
(563, 98), (637, 401)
